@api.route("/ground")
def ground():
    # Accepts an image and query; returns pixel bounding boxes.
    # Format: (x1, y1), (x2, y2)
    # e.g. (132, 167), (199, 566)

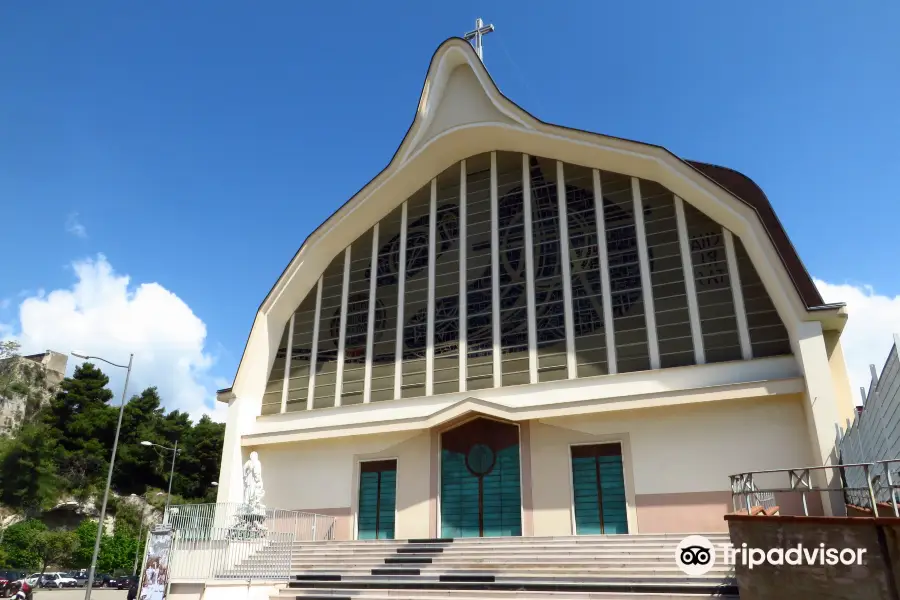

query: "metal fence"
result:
(839, 334), (900, 499)
(165, 503), (336, 582)
(730, 461), (900, 518)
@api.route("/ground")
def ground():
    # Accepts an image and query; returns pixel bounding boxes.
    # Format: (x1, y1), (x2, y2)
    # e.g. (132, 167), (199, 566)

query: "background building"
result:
(0, 349), (67, 435)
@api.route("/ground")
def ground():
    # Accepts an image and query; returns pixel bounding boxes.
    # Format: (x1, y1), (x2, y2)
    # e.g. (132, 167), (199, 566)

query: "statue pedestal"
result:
(227, 503), (268, 540)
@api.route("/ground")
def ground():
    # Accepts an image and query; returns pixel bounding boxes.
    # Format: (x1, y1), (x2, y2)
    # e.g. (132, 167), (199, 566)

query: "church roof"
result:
(271, 37), (827, 312)
(218, 38), (840, 397)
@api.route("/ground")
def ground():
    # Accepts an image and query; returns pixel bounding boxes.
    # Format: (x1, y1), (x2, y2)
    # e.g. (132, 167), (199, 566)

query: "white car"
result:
(28, 573), (77, 588)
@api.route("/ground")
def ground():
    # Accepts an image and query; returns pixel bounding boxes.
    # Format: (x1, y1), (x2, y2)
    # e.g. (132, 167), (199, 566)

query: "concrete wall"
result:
(824, 330), (857, 424)
(250, 429), (430, 540)
(727, 515), (900, 600)
(529, 394), (815, 535)
(250, 394), (814, 539)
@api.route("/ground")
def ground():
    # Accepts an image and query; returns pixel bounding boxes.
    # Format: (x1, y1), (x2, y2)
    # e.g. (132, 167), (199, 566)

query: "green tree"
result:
(71, 520), (98, 569)
(112, 502), (142, 540)
(113, 388), (166, 494)
(32, 530), (78, 574)
(0, 424), (60, 514)
(176, 415), (224, 500)
(0, 520), (47, 570)
(43, 363), (116, 495)
(97, 532), (136, 574)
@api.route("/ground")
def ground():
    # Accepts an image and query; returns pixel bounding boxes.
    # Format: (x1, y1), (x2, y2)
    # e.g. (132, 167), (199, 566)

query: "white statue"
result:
(242, 451), (266, 513)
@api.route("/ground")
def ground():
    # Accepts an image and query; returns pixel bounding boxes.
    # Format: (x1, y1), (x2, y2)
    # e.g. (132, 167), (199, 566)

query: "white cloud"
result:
(65, 212), (88, 239)
(4, 254), (225, 422)
(815, 279), (900, 401)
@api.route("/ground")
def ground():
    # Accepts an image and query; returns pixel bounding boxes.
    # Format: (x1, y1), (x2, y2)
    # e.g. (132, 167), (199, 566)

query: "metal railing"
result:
(730, 474), (776, 513)
(165, 503), (336, 582)
(730, 460), (900, 518)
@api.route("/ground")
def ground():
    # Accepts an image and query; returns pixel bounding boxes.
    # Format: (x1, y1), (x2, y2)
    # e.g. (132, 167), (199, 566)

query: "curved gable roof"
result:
(217, 37), (833, 396)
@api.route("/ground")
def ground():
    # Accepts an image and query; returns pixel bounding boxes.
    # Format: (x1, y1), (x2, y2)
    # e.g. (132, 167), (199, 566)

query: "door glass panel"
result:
(571, 444), (628, 534)
(358, 460), (397, 540)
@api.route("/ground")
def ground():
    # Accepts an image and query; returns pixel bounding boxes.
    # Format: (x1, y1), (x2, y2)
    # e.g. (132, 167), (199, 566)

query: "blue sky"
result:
(1, 2), (898, 416)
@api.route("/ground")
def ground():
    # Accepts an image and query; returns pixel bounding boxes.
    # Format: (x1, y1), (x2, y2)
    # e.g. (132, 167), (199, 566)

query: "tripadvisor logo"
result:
(676, 535), (716, 576)
(675, 535), (868, 576)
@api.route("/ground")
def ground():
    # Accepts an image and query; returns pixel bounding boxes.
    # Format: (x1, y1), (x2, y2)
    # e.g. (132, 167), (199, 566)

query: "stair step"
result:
(282, 546), (730, 557)
(287, 571), (734, 581)
(274, 554), (723, 564)
(288, 591), (740, 600)
(246, 534), (737, 600)
(370, 568), (420, 576)
(439, 574), (495, 583)
(287, 578), (738, 595)
(384, 556), (432, 564)
(293, 534), (730, 549)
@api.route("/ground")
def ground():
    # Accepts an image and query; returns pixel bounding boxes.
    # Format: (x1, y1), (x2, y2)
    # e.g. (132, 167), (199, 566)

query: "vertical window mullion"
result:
(490, 152), (502, 388)
(393, 202), (408, 399)
(723, 228), (753, 360)
(458, 160), (468, 393)
(335, 246), (352, 407)
(363, 223), (380, 403)
(631, 177), (660, 370)
(556, 161), (577, 379)
(674, 196), (705, 364)
(592, 170), (617, 375)
(306, 277), (323, 410)
(280, 313), (295, 413)
(426, 179), (437, 396)
(523, 154), (538, 384)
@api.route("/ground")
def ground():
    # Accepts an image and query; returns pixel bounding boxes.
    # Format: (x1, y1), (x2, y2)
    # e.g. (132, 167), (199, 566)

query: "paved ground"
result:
(34, 590), (125, 600)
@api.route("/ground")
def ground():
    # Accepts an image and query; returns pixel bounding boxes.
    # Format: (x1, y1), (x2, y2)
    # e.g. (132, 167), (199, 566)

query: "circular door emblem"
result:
(466, 444), (495, 476)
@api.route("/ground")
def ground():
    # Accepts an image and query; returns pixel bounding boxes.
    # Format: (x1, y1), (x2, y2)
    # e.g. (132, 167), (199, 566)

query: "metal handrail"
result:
(730, 460), (900, 518)
(165, 503), (337, 582)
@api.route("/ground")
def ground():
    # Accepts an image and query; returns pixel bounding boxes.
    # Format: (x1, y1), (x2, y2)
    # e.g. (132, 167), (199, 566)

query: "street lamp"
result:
(71, 351), (133, 600)
(132, 503), (151, 577)
(141, 440), (179, 523)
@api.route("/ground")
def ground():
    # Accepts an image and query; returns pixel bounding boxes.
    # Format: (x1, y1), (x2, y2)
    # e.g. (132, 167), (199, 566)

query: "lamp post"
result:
(71, 352), (133, 600)
(132, 503), (151, 576)
(141, 440), (179, 523)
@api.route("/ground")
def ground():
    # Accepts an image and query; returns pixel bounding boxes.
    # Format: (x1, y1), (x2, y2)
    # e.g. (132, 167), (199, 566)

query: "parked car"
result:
(66, 572), (89, 588)
(39, 573), (78, 588)
(23, 575), (40, 588)
(98, 574), (119, 588)
(116, 576), (138, 590)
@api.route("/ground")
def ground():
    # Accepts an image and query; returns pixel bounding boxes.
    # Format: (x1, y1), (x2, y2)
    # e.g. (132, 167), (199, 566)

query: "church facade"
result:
(216, 38), (856, 540)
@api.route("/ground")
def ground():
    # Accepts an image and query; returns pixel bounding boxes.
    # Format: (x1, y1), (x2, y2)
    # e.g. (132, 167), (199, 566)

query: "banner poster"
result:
(139, 527), (173, 600)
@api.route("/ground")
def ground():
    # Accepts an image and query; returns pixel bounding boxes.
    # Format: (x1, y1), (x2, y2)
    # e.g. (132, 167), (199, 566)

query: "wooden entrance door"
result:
(440, 418), (522, 538)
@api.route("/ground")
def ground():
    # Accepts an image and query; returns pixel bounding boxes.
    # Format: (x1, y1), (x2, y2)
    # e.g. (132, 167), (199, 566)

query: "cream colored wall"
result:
(824, 329), (857, 424)
(250, 429), (431, 540)
(350, 431), (432, 540)
(529, 394), (814, 535)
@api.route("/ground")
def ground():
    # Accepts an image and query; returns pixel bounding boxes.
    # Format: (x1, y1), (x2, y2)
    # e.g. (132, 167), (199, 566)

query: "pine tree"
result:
(0, 424), (60, 515)
(43, 363), (116, 497)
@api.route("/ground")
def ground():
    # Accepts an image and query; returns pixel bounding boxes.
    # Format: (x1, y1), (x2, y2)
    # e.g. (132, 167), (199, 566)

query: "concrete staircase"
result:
(256, 534), (739, 599)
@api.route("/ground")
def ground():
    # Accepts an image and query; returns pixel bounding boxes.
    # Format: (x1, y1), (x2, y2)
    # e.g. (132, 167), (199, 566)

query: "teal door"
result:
(357, 460), (397, 539)
(441, 418), (522, 538)
(571, 444), (628, 534)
